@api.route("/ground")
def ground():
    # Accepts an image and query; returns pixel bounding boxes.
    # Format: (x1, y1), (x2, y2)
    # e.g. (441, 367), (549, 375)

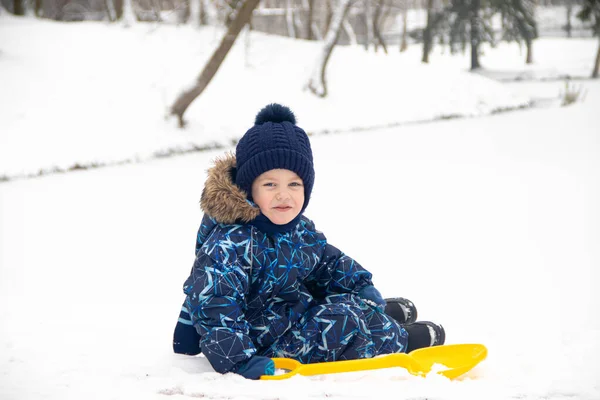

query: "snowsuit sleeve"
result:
(304, 224), (374, 299)
(183, 226), (255, 374)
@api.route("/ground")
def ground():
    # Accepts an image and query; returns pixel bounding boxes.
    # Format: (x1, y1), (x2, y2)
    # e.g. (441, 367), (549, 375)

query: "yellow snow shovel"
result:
(260, 343), (487, 380)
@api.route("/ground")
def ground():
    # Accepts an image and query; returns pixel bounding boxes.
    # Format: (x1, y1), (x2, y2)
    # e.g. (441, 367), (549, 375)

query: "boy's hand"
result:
(235, 356), (275, 380)
(358, 285), (386, 311)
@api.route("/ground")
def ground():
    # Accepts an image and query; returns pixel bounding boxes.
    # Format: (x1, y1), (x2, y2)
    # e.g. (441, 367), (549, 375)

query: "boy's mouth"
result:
(273, 206), (292, 212)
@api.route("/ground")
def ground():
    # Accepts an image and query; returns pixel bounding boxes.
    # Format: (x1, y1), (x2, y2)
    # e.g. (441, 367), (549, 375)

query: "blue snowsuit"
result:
(174, 154), (408, 375)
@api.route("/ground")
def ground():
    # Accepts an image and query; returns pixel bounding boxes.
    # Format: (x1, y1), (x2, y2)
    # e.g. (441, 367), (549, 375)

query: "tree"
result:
(323, 0), (334, 35)
(170, 0), (261, 127)
(33, 0), (43, 16)
(285, 0), (297, 38)
(399, 0), (408, 52)
(114, 0), (124, 20)
(13, 0), (25, 15)
(448, 0), (495, 70)
(343, 15), (358, 44)
(119, 0), (138, 25)
(495, 0), (537, 64)
(373, 0), (391, 53)
(422, 0), (446, 63)
(423, 0), (435, 62)
(104, 0), (118, 22)
(306, 0), (315, 39)
(566, 0), (573, 38)
(307, 0), (354, 97)
(577, 0), (600, 78)
(469, 0), (482, 69)
(199, 0), (209, 25)
(364, 0), (375, 50)
(150, 0), (162, 22)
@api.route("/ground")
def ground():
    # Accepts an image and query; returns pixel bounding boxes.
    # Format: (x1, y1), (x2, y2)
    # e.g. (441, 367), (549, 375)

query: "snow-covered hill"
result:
(2, 15), (595, 180)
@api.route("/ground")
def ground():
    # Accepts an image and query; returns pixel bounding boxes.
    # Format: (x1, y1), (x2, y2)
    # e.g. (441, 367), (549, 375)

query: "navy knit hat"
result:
(235, 103), (314, 212)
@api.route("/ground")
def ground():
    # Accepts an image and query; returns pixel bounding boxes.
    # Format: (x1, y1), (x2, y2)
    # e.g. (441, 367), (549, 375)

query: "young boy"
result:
(173, 104), (445, 379)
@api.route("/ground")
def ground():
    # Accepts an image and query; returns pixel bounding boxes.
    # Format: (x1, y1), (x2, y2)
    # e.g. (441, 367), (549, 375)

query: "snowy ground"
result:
(1, 81), (599, 400)
(1, 15), (600, 400)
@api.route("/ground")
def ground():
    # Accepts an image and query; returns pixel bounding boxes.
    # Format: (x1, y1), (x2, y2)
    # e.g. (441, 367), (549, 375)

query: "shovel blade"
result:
(409, 343), (488, 379)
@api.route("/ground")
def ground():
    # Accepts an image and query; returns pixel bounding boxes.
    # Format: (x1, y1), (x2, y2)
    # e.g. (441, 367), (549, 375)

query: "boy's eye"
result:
(289, 182), (303, 187)
(263, 183), (275, 187)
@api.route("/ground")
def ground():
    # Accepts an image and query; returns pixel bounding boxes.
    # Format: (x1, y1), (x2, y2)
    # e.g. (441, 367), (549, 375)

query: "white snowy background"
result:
(1, 13), (599, 400)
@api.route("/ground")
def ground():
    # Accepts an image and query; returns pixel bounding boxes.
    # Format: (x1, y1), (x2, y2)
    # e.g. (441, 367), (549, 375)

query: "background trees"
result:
(495, 0), (538, 64)
(577, 0), (600, 78)
(2, 0), (590, 52)
(3, 0), (596, 123)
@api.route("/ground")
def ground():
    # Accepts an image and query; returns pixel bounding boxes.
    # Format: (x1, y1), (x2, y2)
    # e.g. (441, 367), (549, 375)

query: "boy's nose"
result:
(276, 191), (290, 200)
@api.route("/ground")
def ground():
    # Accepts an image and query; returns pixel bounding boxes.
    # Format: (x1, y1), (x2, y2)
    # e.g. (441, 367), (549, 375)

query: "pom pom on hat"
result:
(255, 103), (297, 125)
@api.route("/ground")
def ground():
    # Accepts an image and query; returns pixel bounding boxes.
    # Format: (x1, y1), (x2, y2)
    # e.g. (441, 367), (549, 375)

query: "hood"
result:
(200, 152), (261, 224)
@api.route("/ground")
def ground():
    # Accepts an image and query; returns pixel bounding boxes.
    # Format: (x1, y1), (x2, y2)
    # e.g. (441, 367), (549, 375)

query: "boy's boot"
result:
(384, 297), (418, 325)
(403, 321), (445, 353)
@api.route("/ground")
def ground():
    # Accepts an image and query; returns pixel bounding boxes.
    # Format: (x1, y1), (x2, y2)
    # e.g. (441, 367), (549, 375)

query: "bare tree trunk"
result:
(294, 10), (303, 37)
(400, 0), (408, 52)
(323, 0), (334, 37)
(305, 0), (314, 39)
(525, 36), (533, 64)
(104, 0), (117, 21)
(35, 0), (43, 17)
(180, 0), (191, 24)
(364, 0), (374, 50)
(565, 0), (572, 38)
(170, 0), (261, 127)
(422, 0), (433, 63)
(285, 0), (297, 38)
(121, 0), (136, 25)
(470, 0), (481, 70)
(189, 0), (200, 25)
(199, 0), (208, 25)
(114, 0), (124, 20)
(303, 0), (321, 39)
(307, 0), (353, 97)
(593, 36), (600, 79)
(373, 0), (388, 53)
(343, 17), (357, 45)
(312, 23), (323, 39)
(380, 1), (392, 33)
(373, 1), (381, 52)
(151, 0), (162, 21)
(13, 0), (25, 15)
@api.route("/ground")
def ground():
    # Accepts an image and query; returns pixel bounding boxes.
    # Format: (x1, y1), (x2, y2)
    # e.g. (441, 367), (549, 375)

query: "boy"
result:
(173, 104), (444, 379)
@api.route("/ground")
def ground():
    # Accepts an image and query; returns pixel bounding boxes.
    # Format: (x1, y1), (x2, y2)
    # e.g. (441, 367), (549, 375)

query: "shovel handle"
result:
(260, 353), (425, 380)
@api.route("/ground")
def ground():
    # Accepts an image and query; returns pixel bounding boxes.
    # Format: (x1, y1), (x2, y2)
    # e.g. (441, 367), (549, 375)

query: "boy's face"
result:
(251, 169), (305, 225)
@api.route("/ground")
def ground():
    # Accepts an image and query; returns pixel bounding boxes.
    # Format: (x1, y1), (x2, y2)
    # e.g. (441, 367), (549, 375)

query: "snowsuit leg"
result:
(260, 293), (408, 364)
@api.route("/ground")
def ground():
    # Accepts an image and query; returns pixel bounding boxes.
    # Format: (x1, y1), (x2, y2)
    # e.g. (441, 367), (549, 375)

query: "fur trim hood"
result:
(200, 153), (260, 224)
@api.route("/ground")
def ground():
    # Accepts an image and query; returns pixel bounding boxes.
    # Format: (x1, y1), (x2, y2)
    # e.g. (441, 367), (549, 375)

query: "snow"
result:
(1, 14), (600, 400)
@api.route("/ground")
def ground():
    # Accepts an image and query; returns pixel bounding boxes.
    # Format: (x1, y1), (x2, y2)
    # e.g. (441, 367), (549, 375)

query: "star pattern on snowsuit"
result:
(182, 215), (408, 374)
